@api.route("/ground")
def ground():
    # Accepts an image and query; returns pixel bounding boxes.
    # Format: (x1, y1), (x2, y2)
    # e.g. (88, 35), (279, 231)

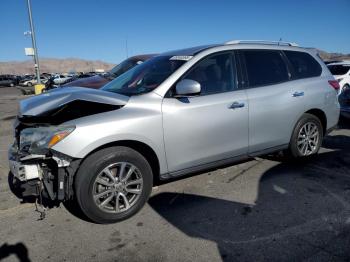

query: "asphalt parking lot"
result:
(0, 87), (350, 262)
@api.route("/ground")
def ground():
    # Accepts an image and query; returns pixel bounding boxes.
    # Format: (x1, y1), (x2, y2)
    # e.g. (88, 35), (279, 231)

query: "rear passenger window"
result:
(284, 51), (322, 79)
(242, 50), (289, 87)
(184, 52), (236, 95)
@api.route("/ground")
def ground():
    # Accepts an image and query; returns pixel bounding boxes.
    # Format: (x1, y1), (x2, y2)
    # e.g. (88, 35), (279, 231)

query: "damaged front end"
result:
(8, 130), (81, 203)
(8, 87), (128, 214)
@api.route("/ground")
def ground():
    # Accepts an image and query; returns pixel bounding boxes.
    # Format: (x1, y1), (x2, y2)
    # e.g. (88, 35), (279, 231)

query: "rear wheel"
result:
(75, 146), (153, 224)
(288, 113), (323, 158)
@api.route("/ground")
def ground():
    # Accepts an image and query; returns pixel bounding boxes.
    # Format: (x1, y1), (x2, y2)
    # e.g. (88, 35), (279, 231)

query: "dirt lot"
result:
(1, 87), (350, 262)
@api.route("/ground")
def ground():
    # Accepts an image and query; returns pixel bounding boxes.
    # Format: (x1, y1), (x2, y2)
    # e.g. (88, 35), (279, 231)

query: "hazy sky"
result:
(1, 0), (349, 63)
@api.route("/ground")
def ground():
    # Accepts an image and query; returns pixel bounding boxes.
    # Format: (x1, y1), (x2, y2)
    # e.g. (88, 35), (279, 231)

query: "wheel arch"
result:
(78, 140), (161, 183)
(304, 108), (327, 135)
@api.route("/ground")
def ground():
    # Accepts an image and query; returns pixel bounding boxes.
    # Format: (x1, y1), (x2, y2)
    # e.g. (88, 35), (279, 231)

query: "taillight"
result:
(328, 80), (340, 91)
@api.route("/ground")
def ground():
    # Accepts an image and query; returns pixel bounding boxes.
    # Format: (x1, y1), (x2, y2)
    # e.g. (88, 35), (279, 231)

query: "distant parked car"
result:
(0, 75), (17, 87)
(19, 77), (48, 87)
(327, 62), (350, 117)
(63, 54), (155, 89)
(53, 75), (72, 85)
(328, 62), (350, 93)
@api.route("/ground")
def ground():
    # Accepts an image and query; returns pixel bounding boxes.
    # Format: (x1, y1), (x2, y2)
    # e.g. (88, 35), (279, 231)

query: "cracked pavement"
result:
(0, 87), (350, 261)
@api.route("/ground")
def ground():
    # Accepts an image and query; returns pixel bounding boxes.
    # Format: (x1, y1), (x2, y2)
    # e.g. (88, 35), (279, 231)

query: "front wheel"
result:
(75, 146), (153, 224)
(288, 113), (323, 158)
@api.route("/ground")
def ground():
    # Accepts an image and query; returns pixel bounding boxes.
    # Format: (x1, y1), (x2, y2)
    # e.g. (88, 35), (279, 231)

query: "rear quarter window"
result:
(284, 51), (322, 79)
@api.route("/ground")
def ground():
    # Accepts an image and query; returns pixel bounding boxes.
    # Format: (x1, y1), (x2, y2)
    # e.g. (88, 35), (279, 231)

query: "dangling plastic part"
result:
(35, 183), (46, 220)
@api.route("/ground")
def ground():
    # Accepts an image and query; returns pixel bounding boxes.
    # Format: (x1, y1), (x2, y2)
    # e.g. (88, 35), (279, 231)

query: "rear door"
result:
(162, 51), (249, 172)
(239, 49), (306, 153)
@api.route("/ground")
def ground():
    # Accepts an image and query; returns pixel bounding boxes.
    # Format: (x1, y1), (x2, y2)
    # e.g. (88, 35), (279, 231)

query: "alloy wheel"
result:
(92, 162), (143, 213)
(296, 122), (320, 156)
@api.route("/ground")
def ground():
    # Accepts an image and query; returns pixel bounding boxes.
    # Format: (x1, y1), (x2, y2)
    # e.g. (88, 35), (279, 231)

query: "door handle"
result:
(229, 101), (245, 109)
(292, 91), (304, 97)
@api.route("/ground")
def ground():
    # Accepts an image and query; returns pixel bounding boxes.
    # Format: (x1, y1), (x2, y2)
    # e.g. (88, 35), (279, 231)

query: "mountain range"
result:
(0, 49), (349, 75)
(0, 58), (115, 75)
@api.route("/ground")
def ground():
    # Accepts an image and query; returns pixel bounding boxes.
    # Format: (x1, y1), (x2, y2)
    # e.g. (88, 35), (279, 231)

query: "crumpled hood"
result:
(20, 86), (129, 117)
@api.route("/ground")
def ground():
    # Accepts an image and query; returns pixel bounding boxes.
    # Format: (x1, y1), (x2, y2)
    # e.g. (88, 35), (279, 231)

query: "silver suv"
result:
(8, 40), (340, 223)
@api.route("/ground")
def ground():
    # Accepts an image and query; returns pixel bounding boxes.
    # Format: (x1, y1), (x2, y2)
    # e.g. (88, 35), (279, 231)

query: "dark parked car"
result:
(0, 75), (18, 87)
(62, 54), (155, 89)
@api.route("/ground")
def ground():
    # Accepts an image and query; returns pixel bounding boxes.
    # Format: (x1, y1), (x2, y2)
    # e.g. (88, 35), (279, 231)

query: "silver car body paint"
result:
(53, 92), (169, 173)
(21, 43), (339, 176)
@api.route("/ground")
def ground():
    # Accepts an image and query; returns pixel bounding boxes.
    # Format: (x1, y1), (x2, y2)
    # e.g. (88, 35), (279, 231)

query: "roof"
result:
(161, 45), (220, 56)
(327, 61), (350, 66)
(225, 40), (299, 47)
(159, 40), (310, 58)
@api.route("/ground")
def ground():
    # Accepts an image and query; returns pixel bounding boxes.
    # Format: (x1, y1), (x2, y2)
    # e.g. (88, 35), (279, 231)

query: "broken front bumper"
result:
(8, 142), (81, 202)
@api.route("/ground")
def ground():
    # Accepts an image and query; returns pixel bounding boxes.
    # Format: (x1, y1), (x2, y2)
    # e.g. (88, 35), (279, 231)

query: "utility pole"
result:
(125, 38), (129, 58)
(26, 0), (41, 84)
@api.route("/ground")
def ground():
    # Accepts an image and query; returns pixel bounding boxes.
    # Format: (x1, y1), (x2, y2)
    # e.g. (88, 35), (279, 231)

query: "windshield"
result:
(328, 65), (350, 75)
(102, 56), (186, 96)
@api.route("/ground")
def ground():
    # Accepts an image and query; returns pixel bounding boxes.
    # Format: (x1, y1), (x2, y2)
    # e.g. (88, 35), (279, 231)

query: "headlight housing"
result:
(20, 126), (75, 153)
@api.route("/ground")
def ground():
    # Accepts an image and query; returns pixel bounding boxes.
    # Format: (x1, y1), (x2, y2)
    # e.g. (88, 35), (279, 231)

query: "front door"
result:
(162, 52), (249, 173)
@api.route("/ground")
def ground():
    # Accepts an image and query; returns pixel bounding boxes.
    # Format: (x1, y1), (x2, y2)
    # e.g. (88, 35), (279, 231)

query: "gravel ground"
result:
(0, 86), (350, 262)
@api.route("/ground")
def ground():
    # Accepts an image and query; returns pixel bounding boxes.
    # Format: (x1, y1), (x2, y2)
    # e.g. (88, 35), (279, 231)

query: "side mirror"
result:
(175, 79), (201, 97)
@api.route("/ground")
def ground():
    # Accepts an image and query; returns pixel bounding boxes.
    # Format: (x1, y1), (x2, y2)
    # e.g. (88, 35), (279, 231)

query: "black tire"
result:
(75, 146), (153, 224)
(27, 82), (32, 86)
(288, 113), (323, 158)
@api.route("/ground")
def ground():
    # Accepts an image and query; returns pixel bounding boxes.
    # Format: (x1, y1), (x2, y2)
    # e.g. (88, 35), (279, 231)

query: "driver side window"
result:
(183, 52), (236, 96)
